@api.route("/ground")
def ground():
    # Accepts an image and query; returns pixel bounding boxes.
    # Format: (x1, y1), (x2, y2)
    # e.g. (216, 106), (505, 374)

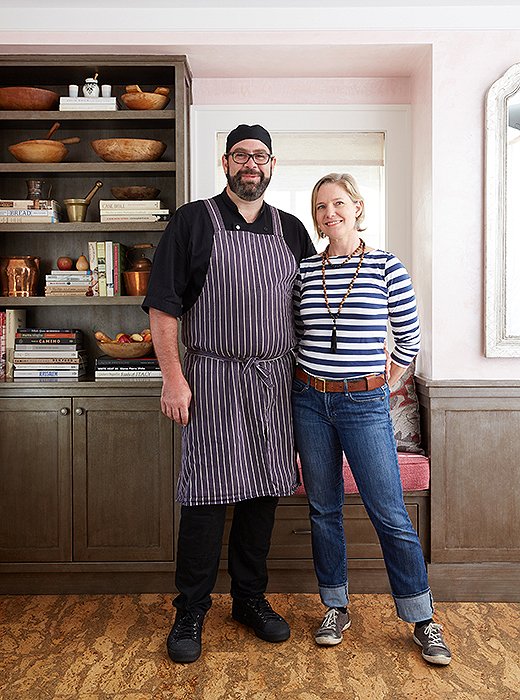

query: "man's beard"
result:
(226, 167), (271, 201)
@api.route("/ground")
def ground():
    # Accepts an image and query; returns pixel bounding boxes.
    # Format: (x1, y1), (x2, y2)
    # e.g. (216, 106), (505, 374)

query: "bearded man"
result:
(144, 124), (314, 664)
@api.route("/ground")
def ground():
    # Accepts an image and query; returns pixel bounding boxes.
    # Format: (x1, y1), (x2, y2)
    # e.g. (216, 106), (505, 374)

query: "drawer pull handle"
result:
(292, 528), (311, 535)
(60, 407), (69, 416)
(75, 407), (84, 416)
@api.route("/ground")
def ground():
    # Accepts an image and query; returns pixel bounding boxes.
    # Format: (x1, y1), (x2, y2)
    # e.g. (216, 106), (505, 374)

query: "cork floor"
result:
(0, 593), (519, 700)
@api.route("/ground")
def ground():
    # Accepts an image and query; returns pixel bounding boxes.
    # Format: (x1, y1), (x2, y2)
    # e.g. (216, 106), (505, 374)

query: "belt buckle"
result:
(315, 376), (327, 393)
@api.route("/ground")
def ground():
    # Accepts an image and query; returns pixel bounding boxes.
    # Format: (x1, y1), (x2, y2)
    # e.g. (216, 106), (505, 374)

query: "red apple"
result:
(57, 256), (73, 271)
(116, 334), (132, 343)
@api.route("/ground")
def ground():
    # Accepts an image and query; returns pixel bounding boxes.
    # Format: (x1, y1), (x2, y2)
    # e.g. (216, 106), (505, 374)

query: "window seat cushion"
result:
(294, 452), (430, 496)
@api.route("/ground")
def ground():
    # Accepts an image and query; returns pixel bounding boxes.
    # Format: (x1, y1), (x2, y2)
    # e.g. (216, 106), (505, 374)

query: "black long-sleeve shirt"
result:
(143, 189), (315, 317)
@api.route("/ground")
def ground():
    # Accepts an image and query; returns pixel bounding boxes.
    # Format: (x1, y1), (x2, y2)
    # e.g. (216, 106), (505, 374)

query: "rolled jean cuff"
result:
(319, 583), (349, 609)
(393, 588), (434, 623)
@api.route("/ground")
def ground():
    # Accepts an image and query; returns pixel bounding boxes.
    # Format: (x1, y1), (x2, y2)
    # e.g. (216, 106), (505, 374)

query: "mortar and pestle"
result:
(64, 181), (103, 222)
(8, 122), (80, 163)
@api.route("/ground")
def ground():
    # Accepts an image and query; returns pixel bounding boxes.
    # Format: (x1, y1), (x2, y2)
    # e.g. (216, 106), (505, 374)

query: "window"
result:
(216, 131), (385, 251)
(193, 106), (410, 261)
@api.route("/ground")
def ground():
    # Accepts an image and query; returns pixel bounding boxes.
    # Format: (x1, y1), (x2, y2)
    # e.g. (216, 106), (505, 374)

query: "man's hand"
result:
(149, 308), (192, 425)
(161, 374), (192, 426)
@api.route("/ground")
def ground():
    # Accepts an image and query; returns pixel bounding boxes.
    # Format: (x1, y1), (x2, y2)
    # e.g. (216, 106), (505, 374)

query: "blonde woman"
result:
(292, 173), (451, 665)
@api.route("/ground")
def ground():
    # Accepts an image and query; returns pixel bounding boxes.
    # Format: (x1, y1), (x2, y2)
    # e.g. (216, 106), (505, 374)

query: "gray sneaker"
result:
(413, 622), (452, 665)
(314, 607), (351, 646)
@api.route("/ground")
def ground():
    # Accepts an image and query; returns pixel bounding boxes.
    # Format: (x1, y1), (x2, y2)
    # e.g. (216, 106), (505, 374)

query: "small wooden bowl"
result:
(110, 186), (161, 200)
(8, 139), (67, 163)
(96, 340), (153, 359)
(121, 92), (170, 110)
(91, 138), (167, 162)
(0, 86), (59, 111)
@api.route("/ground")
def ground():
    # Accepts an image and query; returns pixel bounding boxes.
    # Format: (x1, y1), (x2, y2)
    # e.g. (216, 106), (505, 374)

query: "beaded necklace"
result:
(321, 238), (365, 353)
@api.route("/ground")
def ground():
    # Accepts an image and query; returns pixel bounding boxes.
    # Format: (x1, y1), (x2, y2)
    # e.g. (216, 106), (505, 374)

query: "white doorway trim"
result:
(191, 104), (411, 267)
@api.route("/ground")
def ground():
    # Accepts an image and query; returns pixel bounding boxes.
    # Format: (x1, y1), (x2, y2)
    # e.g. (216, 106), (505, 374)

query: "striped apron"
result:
(177, 197), (298, 506)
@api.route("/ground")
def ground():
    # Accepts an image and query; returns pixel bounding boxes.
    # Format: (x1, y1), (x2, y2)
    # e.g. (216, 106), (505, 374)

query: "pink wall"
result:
(2, 29), (520, 380)
(193, 77), (410, 105)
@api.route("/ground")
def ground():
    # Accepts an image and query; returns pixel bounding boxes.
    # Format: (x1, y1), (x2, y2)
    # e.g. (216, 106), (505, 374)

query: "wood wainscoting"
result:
(416, 378), (520, 601)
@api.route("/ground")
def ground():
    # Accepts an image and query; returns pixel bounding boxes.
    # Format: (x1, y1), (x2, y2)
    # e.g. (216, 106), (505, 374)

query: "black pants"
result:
(173, 496), (279, 614)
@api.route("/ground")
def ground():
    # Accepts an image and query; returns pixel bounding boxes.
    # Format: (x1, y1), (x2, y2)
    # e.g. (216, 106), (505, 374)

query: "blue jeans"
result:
(291, 376), (433, 623)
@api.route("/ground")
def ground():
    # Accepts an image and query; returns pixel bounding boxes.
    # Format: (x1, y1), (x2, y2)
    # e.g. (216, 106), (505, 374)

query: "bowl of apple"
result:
(95, 329), (153, 358)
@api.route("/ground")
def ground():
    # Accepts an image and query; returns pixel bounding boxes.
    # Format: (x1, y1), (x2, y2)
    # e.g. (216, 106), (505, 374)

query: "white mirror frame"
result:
(485, 63), (520, 356)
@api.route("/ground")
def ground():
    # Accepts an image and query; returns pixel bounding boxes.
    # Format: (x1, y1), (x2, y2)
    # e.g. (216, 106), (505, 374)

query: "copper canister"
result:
(0, 256), (40, 296)
(123, 270), (150, 296)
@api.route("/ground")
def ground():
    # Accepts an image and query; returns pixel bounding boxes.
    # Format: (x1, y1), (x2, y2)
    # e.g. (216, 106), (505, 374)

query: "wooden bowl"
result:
(96, 340), (153, 359)
(8, 139), (67, 163)
(121, 92), (170, 110)
(110, 186), (161, 200)
(0, 86), (59, 111)
(91, 138), (167, 162)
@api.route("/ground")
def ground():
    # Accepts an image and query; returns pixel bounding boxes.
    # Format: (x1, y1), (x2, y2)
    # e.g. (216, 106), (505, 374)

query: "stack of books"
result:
(45, 270), (94, 297)
(0, 199), (60, 224)
(99, 199), (170, 223)
(59, 97), (118, 111)
(95, 355), (161, 380)
(0, 308), (26, 380)
(13, 329), (87, 381)
(87, 240), (126, 297)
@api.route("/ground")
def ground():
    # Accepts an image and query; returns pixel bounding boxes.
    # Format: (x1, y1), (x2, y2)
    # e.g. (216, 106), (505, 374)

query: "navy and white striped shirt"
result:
(294, 249), (420, 380)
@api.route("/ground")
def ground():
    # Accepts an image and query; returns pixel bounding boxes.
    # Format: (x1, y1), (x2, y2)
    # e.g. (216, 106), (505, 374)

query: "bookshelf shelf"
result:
(0, 222), (167, 233)
(0, 162), (176, 173)
(0, 54), (191, 373)
(0, 109), (176, 122)
(1, 296), (145, 307)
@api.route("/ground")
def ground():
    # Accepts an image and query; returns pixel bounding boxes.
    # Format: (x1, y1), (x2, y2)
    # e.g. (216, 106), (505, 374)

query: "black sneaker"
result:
(232, 596), (290, 642)
(315, 607), (351, 646)
(166, 609), (205, 663)
(413, 622), (452, 665)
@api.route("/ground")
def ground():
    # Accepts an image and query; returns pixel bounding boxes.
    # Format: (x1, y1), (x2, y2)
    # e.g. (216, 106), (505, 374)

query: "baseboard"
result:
(429, 563), (520, 601)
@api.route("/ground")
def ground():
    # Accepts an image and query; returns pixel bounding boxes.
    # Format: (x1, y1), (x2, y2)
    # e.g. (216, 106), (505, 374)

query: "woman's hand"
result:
(387, 362), (407, 390)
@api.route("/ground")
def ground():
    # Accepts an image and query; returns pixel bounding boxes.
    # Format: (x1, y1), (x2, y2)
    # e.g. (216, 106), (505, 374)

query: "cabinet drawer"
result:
(223, 503), (419, 561)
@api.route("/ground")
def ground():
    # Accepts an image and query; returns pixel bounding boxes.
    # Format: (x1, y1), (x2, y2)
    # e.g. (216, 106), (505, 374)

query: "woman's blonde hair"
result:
(311, 172), (366, 238)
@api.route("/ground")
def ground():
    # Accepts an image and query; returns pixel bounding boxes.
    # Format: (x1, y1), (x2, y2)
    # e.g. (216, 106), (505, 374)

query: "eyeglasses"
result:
(226, 150), (273, 165)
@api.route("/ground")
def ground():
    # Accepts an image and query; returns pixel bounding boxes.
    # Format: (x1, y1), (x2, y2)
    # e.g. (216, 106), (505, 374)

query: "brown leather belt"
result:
(295, 366), (386, 393)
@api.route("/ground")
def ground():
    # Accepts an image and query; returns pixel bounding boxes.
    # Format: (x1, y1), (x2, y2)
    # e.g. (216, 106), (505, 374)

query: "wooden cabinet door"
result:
(72, 397), (173, 561)
(0, 398), (72, 562)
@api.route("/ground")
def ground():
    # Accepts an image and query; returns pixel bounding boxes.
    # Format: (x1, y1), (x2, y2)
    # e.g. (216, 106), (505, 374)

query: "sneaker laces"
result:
(422, 622), (445, 646)
(173, 611), (202, 641)
(248, 597), (280, 622)
(321, 608), (340, 630)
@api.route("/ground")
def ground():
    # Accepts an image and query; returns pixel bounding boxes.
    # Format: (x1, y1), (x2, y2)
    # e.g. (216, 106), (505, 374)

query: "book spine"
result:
(14, 350), (84, 358)
(113, 242), (120, 296)
(0, 215), (59, 224)
(87, 241), (99, 296)
(96, 241), (107, 297)
(14, 369), (85, 377)
(105, 241), (114, 297)
(95, 357), (158, 367)
(95, 365), (159, 372)
(16, 330), (82, 338)
(15, 337), (81, 345)
(5, 308), (27, 379)
(95, 370), (162, 378)
(99, 200), (164, 210)
(0, 200), (59, 209)
(99, 214), (169, 222)
(0, 310), (6, 381)
(15, 357), (85, 364)
(0, 208), (59, 216)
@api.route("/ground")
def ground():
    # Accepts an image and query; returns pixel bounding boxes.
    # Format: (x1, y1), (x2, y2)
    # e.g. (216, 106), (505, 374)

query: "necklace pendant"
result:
(330, 324), (337, 354)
